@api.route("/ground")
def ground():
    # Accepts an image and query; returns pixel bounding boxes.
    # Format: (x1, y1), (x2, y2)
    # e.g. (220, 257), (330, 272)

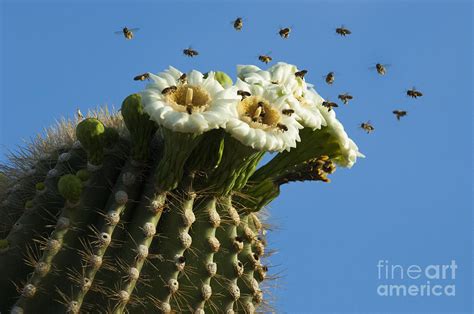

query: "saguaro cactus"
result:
(0, 63), (362, 313)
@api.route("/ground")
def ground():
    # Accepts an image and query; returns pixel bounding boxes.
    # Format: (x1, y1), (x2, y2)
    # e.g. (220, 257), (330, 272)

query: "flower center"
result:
(237, 96), (281, 130)
(166, 85), (211, 114)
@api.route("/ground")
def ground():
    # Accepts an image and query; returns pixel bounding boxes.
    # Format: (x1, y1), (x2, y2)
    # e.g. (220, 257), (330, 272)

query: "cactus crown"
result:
(0, 63), (362, 314)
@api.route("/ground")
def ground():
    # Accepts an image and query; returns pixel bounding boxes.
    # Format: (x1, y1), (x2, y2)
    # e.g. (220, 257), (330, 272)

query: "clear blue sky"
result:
(1, 0), (472, 313)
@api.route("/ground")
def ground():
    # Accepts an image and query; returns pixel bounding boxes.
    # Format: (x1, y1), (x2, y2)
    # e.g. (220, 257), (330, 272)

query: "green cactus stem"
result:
(68, 160), (148, 311)
(0, 151), (66, 238)
(0, 146), (87, 307)
(210, 196), (243, 312)
(110, 125), (202, 313)
(140, 174), (197, 312)
(13, 174), (83, 311)
(237, 214), (264, 312)
(179, 196), (221, 312)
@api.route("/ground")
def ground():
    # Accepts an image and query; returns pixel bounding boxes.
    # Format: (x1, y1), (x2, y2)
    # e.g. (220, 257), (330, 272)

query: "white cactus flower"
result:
(238, 62), (326, 130)
(225, 79), (303, 152)
(314, 89), (364, 168)
(141, 67), (239, 134)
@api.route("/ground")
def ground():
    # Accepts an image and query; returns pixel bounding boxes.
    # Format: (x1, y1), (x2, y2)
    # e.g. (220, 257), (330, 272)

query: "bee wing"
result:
(114, 31), (124, 34)
(128, 28), (140, 32)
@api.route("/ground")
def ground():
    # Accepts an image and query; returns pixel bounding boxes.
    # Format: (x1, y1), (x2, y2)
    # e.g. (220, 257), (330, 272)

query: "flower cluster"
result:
(140, 63), (362, 166)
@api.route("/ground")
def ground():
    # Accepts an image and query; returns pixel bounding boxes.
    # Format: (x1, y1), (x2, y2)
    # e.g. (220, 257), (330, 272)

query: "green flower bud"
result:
(58, 174), (83, 203)
(76, 118), (106, 165)
(76, 169), (91, 182)
(25, 200), (34, 209)
(0, 239), (8, 251)
(214, 71), (233, 88)
(121, 94), (158, 161)
(35, 182), (46, 191)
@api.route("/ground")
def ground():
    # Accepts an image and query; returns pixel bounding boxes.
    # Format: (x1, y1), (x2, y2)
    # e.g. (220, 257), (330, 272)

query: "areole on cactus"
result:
(0, 63), (363, 313)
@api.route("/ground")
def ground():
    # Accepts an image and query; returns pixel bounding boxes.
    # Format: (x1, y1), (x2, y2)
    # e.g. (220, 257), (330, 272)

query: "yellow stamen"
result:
(253, 106), (262, 120)
(185, 88), (194, 106)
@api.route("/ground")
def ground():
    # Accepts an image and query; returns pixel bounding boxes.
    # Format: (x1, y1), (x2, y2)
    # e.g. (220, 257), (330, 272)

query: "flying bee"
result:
(258, 54), (272, 64)
(237, 90), (251, 99)
(178, 73), (187, 84)
(393, 110), (407, 120)
(324, 72), (335, 85)
(186, 105), (193, 114)
(322, 101), (338, 111)
(233, 17), (243, 31)
(278, 27), (291, 39)
(406, 87), (423, 98)
(133, 73), (150, 81)
(369, 63), (391, 75)
(360, 121), (375, 134)
(183, 47), (199, 57)
(335, 25), (351, 36)
(282, 108), (294, 116)
(114, 27), (139, 40)
(338, 93), (353, 105)
(294, 69), (308, 79)
(276, 123), (288, 132)
(375, 63), (387, 75)
(161, 86), (177, 95)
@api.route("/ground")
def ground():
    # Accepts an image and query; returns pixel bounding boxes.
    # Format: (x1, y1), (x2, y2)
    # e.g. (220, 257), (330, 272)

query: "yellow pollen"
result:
(165, 85), (211, 113)
(238, 96), (281, 129)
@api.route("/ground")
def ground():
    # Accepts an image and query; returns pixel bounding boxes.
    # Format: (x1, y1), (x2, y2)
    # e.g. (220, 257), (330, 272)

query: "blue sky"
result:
(1, 0), (472, 313)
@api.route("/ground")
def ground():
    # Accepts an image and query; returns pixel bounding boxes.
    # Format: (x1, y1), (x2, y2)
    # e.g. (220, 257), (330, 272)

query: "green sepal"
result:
(155, 127), (203, 191)
(201, 134), (264, 195)
(185, 129), (225, 172)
